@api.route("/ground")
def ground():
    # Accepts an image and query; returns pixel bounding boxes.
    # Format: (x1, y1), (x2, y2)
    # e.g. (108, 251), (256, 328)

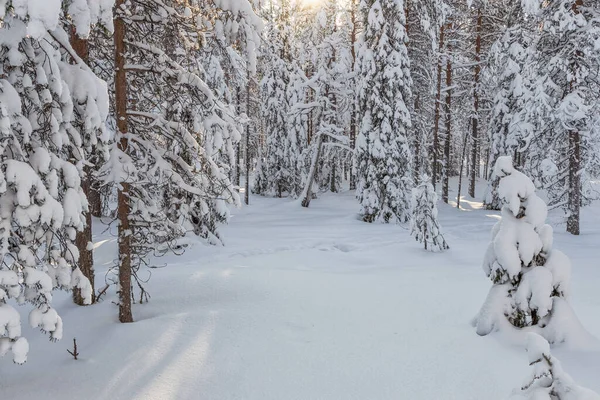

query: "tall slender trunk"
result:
(433, 24), (445, 188)
(567, 130), (580, 235)
(442, 29), (452, 204)
(70, 28), (96, 306)
(115, 1), (133, 323)
(349, 1), (359, 191)
(413, 95), (421, 182)
(245, 72), (251, 205)
(234, 89), (242, 187)
(457, 125), (470, 209)
(469, 9), (482, 198)
(566, 0), (583, 235)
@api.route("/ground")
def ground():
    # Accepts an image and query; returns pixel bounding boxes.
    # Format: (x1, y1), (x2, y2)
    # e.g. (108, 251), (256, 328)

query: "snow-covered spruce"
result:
(253, 7), (295, 198)
(410, 177), (448, 252)
(483, 6), (530, 211)
(507, 333), (600, 400)
(519, 0), (600, 235)
(473, 156), (593, 345)
(355, 0), (413, 223)
(0, 1), (109, 364)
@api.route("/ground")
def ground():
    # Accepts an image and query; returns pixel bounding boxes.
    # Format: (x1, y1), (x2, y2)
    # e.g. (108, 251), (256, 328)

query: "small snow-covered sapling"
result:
(473, 156), (590, 344)
(507, 333), (600, 400)
(410, 176), (449, 252)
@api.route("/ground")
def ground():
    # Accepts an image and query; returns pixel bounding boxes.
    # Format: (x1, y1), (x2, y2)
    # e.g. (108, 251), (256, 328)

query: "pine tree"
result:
(0, 0), (109, 363)
(521, 0), (600, 235)
(355, 0), (413, 223)
(410, 176), (449, 251)
(254, 1), (296, 198)
(483, 4), (530, 210)
(106, 0), (250, 322)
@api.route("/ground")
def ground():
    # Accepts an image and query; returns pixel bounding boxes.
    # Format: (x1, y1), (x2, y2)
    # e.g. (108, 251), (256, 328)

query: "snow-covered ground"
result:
(1, 180), (599, 399)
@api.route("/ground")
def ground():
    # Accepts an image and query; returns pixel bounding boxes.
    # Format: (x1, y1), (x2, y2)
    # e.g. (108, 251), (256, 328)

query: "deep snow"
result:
(1, 180), (599, 400)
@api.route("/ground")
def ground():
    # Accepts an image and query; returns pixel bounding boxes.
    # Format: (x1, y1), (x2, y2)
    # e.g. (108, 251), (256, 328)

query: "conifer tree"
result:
(410, 176), (449, 251)
(0, 0), (110, 363)
(483, 4), (530, 210)
(521, 0), (600, 235)
(474, 157), (586, 343)
(355, 0), (413, 223)
(107, 0), (254, 322)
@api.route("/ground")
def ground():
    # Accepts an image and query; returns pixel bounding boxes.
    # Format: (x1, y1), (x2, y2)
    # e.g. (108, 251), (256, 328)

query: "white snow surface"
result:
(0, 179), (598, 399)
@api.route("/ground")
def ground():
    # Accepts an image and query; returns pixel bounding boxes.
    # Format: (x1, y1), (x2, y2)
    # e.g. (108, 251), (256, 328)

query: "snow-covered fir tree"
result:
(355, 0), (413, 223)
(520, 0), (600, 235)
(507, 333), (600, 400)
(483, 4), (531, 210)
(474, 157), (589, 344)
(253, 0), (296, 197)
(0, 0), (111, 363)
(410, 176), (449, 251)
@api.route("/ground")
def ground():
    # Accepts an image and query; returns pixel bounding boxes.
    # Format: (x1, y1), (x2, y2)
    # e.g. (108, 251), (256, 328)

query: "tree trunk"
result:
(432, 24), (445, 188)
(330, 163), (336, 193)
(245, 72), (251, 205)
(413, 95), (421, 182)
(115, 1), (133, 323)
(442, 29), (452, 204)
(301, 134), (324, 208)
(74, 166), (96, 305)
(567, 130), (580, 235)
(349, 0), (359, 191)
(70, 27), (95, 306)
(469, 8), (482, 199)
(567, 0), (582, 236)
(457, 125), (470, 209)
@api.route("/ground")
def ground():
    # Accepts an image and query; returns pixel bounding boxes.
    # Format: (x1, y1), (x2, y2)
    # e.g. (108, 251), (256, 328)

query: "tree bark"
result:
(70, 27), (96, 306)
(567, 130), (580, 235)
(301, 133), (324, 208)
(235, 88), (242, 187)
(245, 72), (251, 205)
(114, 1), (133, 323)
(433, 24), (445, 188)
(349, 2), (358, 191)
(469, 8), (482, 199)
(442, 27), (452, 204)
(566, 0), (583, 236)
(413, 95), (421, 182)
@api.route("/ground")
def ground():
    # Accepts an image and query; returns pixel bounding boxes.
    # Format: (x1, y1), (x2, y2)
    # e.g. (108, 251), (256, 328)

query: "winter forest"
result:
(1, 0), (600, 398)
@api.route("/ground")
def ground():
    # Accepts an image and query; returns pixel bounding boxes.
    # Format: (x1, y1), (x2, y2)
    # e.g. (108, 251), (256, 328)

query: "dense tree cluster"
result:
(2, 0), (599, 365)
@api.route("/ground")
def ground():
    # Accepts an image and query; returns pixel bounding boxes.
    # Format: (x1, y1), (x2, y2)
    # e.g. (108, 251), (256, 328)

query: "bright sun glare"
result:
(299, 0), (321, 8)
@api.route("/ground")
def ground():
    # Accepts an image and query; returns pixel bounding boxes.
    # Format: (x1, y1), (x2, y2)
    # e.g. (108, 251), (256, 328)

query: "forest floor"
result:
(1, 179), (599, 399)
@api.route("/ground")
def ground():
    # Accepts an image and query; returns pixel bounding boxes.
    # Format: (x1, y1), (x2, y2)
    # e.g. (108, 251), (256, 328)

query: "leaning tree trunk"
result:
(70, 27), (96, 306)
(114, 0), (133, 323)
(301, 133), (324, 208)
(469, 8), (482, 199)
